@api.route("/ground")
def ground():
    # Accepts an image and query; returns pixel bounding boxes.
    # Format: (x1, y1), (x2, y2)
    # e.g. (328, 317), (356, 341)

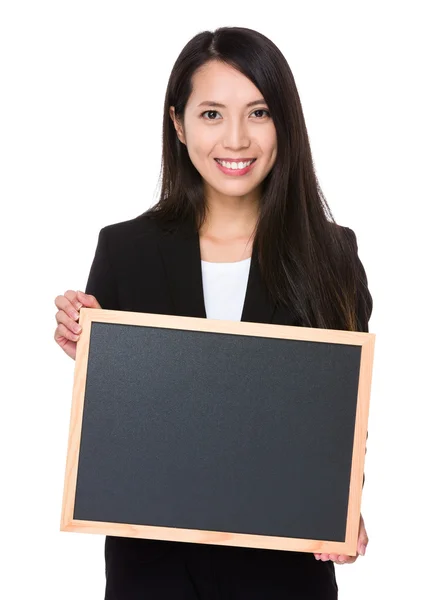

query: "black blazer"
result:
(85, 213), (372, 330)
(84, 213), (372, 598)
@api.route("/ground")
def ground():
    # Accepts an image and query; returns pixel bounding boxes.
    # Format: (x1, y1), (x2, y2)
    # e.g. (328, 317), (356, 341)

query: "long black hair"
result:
(140, 26), (369, 331)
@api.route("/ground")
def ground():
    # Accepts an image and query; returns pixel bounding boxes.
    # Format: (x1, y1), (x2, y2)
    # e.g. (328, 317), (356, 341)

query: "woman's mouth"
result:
(214, 158), (257, 176)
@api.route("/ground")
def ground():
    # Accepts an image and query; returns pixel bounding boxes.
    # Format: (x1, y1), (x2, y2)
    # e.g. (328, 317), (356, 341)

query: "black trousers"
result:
(104, 536), (338, 599)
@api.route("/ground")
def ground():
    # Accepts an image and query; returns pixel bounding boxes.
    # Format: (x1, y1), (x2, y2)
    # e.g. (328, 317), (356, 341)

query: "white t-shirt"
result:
(201, 257), (251, 321)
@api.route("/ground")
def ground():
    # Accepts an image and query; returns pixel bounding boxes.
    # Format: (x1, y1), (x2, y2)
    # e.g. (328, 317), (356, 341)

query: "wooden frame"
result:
(60, 308), (375, 556)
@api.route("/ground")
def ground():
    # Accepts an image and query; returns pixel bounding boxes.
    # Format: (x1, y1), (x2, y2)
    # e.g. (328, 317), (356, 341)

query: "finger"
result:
(76, 290), (101, 309)
(54, 333), (77, 358)
(336, 557), (356, 565)
(358, 516), (369, 555)
(54, 322), (80, 343)
(64, 289), (83, 311)
(54, 294), (81, 321)
(359, 528), (369, 546)
(320, 553), (330, 561)
(55, 309), (82, 335)
(335, 554), (353, 564)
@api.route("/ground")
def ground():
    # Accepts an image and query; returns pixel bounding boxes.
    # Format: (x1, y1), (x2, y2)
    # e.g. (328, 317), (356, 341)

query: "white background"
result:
(1, 1), (443, 598)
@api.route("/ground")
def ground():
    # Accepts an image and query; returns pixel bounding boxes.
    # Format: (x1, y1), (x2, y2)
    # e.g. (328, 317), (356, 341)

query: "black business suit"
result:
(84, 212), (372, 600)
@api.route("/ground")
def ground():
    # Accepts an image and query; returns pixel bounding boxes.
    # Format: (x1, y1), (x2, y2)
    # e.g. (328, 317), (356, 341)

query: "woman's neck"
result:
(198, 201), (258, 263)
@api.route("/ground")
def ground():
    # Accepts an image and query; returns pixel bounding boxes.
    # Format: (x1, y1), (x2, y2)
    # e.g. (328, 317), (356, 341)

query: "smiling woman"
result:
(150, 28), (372, 332)
(169, 60), (278, 212)
(55, 24), (373, 600)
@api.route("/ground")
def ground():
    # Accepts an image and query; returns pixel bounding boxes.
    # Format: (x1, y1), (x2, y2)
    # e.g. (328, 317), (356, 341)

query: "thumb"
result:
(358, 516), (369, 556)
(77, 290), (102, 309)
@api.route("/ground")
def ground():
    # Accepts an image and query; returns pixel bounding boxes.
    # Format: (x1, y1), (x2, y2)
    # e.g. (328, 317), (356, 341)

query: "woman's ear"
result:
(169, 106), (186, 145)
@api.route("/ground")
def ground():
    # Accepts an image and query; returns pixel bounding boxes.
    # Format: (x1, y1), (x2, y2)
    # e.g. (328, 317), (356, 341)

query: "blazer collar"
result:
(155, 214), (278, 325)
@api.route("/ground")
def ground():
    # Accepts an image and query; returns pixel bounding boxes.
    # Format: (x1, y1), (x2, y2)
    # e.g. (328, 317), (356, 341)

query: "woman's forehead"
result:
(188, 63), (263, 109)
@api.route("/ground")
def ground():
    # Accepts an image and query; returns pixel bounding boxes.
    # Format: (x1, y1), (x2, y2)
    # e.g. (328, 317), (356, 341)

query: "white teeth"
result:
(216, 159), (254, 170)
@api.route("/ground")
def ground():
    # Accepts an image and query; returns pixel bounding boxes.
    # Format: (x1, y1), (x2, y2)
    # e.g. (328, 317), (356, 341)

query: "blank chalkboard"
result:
(61, 309), (375, 556)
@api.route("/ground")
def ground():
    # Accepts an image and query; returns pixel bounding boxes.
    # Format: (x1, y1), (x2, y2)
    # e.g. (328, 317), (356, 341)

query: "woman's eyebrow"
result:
(197, 99), (267, 108)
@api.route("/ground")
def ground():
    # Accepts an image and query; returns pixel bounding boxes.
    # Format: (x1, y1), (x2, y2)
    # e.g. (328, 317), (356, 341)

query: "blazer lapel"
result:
(156, 215), (207, 319)
(156, 215), (279, 325)
(240, 246), (276, 324)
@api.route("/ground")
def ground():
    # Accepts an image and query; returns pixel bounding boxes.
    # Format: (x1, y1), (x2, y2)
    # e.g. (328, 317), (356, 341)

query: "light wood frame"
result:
(61, 308), (375, 556)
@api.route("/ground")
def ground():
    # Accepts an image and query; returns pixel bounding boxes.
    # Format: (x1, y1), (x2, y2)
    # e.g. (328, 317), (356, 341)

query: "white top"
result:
(201, 257), (251, 321)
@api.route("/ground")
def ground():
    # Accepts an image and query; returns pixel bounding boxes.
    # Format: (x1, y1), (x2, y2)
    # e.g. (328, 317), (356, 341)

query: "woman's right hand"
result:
(54, 290), (101, 360)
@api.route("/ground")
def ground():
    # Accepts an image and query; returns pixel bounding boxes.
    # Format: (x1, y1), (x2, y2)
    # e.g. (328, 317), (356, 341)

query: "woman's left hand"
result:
(314, 513), (368, 564)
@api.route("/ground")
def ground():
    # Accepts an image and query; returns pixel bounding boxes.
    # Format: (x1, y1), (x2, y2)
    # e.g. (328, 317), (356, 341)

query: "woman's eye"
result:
(252, 109), (270, 118)
(201, 110), (221, 120)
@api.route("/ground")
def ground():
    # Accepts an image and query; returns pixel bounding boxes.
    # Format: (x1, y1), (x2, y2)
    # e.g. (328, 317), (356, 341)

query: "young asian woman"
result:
(54, 26), (372, 600)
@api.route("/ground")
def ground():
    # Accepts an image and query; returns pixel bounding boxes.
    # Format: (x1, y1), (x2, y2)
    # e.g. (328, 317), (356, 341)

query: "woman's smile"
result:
(214, 157), (257, 176)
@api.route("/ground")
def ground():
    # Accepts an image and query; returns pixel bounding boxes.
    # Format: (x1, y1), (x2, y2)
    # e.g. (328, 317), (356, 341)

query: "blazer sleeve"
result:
(344, 226), (373, 334)
(344, 226), (373, 490)
(84, 226), (120, 310)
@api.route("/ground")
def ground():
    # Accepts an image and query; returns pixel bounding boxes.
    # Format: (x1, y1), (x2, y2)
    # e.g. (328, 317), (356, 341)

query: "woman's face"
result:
(170, 60), (278, 204)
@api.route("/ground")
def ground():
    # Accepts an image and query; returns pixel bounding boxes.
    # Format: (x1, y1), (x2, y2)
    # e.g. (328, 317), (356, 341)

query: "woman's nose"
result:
(223, 119), (249, 149)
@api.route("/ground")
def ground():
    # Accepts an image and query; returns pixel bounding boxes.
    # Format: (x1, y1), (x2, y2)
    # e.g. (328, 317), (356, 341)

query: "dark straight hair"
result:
(141, 26), (371, 332)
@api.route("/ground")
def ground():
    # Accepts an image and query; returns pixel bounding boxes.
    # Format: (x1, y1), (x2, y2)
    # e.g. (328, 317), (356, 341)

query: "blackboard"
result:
(61, 308), (375, 555)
